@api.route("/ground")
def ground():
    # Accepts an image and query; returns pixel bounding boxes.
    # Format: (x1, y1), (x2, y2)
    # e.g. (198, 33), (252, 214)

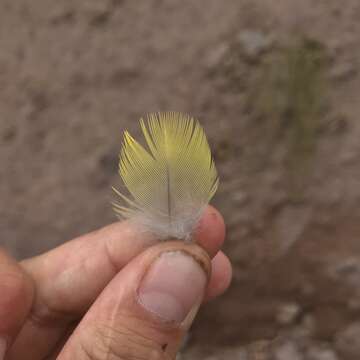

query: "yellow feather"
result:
(113, 112), (218, 240)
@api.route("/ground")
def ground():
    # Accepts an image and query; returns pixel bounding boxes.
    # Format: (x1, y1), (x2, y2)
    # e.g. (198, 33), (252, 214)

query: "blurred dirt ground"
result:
(2, 1), (360, 359)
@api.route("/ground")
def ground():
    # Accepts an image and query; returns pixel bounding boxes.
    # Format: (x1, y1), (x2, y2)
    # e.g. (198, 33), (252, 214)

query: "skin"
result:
(1, 206), (231, 359)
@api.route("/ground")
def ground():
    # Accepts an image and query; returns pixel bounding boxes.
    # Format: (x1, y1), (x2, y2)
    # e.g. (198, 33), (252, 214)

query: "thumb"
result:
(57, 240), (210, 360)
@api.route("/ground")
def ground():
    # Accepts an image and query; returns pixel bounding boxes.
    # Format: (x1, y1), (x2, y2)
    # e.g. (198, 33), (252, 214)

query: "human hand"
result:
(0, 206), (231, 359)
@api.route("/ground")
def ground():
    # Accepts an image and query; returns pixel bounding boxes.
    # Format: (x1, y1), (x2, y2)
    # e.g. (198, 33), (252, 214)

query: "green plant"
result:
(253, 37), (328, 201)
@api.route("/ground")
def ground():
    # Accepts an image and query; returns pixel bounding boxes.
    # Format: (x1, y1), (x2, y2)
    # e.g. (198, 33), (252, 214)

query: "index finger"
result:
(22, 205), (224, 317)
(0, 249), (34, 357)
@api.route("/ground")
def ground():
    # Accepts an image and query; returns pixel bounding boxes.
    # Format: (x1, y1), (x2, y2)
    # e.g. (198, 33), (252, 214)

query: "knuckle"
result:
(79, 321), (170, 360)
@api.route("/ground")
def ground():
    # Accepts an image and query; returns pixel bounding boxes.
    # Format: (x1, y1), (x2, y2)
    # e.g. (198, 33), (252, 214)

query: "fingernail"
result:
(138, 251), (207, 323)
(0, 338), (6, 360)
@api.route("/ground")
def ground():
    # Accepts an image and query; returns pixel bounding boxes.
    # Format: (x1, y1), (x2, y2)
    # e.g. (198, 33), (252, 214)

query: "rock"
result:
(307, 346), (338, 360)
(327, 113), (348, 135)
(247, 340), (271, 360)
(347, 297), (360, 310)
(335, 322), (360, 359)
(330, 62), (357, 82)
(233, 190), (250, 206)
(300, 282), (316, 297)
(301, 314), (316, 335)
(328, 257), (360, 287)
(339, 150), (358, 166)
(49, 7), (76, 25)
(276, 303), (301, 325)
(235, 30), (273, 61)
(205, 43), (229, 70)
(181, 346), (248, 360)
(273, 341), (303, 360)
(273, 205), (311, 255)
(216, 348), (248, 360)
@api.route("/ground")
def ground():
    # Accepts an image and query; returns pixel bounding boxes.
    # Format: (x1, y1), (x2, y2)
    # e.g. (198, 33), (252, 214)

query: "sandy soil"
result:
(2, 1), (360, 359)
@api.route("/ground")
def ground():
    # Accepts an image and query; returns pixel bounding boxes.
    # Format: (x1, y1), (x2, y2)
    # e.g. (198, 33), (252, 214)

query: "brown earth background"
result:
(2, 1), (360, 359)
